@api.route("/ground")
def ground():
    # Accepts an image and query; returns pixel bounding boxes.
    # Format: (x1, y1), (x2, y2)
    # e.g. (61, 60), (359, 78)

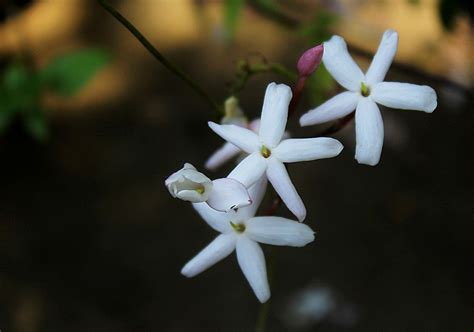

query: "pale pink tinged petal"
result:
(227, 153), (267, 187)
(322, 35), (365, 91)
(192, 202), (232, 233)
(259, 83), (293, 148)
(246, 217), (315, 247)
(365, 29), (398, 85)
(205, 143), (242, 171)
(181, 234), (236, 277)
(248, 118), (261, 133)
(208, 122), (260, 154)
(355, 98), (384, 166)
(371, 82), (437, 113)
(266, 158), (306, 222)
(237, 176), (268, 220)
(299, 91), (359, 126)
(207, 178), (252, 212)
(236, 236), (270, 303)
(273, 137), (343, 163)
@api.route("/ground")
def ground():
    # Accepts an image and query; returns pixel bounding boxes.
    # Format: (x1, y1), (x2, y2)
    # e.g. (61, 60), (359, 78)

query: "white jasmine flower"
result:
(165, 163), (251, 211)
(205, 118), (261, 171)
(181, 177), (315, 303)
(299, 29), (437, 166)
(208, 83), (344, 221)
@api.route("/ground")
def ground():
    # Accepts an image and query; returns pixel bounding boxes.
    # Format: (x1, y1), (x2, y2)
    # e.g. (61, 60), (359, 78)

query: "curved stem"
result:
(97, 0), (223, 116)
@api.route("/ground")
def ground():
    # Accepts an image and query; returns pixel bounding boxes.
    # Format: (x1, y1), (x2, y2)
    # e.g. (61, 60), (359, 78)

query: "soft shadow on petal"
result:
(205, 142), (242, 171)
(266, 158), (306, 222)
(208, 122), (260, 153)
(323, 36), (365, 91)
(273, 137), (343, 163)
(371, 82), (437, 113)
(299, 91), (359, 126)
(246, 216), (315, 247)
(259, 83), (293, 148)
(365, 29), (398, 85)
(355, 99), (384, 166)
(236, 236), (270, 303)
(237, 176), (268, 220)
(207, 178), (252, 212)
(228, 153), (267, 187)
(181, 234), (236, 277)
(192, 202), (232, 233)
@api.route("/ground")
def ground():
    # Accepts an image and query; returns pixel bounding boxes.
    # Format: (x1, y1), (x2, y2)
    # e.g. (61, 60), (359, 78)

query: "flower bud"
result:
(221, 96), (248, 127)
(165, 163), (213, 202)
(297, 44), (324, 78)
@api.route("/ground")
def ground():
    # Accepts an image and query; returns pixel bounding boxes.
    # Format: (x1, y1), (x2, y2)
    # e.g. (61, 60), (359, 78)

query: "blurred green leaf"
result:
(224, 0), (245, 39)
(23, 108), (49, 142)
(299, 10), (338, 44)
(1, 62), (40, 112)
(40, 49), (110, 96)
(306, 64), (336, 106)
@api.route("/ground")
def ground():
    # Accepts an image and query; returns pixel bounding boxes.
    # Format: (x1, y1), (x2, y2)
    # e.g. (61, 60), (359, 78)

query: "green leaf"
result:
(23, 109), (49, 142)
(224, 0), (245, 39)
(40, 49), (110, 96)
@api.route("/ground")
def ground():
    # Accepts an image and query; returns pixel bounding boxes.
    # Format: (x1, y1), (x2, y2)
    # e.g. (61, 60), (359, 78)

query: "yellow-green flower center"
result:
(260, 145), (271, 158)
(360, 82), (370, 97)
(195, 186), (205, 194)
(230, 221), (246, 233)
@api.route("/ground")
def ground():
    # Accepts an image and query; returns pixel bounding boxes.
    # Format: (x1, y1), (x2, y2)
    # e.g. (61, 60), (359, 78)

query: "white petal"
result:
(246, 217), (315, 247)
(205, 142), (242, 171)
(299, 91), (359, 126)
(355, 98), (384, 166)
(208, 122), (260, 153)
(371, 82), (437, 113)
(266, 158), (306, 222)
(236, 236), (270, 303)
(192, 202), (232, 233)
(259, 83), (292, 148)
(237, 176), (268, 220)
(365, 29), (398, 85)
(227, 152), (267, 187)
(165, 163), (213, 202)
(273, 137), (343, 163)
(323, 35), (365, 91)
(207, 178), (252, 212)
(181, 234), (236, 277)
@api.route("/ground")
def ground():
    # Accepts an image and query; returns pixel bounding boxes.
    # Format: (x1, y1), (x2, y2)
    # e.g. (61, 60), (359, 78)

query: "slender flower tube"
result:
(181, 176), (315, 303)
(299, 29), (437, 166)
(208, 83), (344, 221)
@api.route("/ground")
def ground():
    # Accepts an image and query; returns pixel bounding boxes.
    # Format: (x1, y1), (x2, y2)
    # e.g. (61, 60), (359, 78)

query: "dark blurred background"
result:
(0, 0), (472, 331)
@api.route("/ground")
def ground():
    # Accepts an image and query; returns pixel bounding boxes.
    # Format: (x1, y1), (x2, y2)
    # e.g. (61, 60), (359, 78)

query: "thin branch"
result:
(97, 0), (223, 116)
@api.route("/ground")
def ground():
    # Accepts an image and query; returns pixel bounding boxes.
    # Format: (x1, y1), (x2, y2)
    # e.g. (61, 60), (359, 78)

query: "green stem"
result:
(97, 0), (223, 116)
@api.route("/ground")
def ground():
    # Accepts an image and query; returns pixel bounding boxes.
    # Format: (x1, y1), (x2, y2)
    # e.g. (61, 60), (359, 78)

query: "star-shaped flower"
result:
(299, 29), (437, 166)
(208, 83), (343, 221)
(181, 177), (315, 303)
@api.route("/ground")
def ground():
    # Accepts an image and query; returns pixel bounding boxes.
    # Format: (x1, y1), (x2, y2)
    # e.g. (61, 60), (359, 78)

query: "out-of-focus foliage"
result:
(40, 49), (110, 97)
(0, 49), (110, 142)
(223, 0), (245, 39)
(438, 0), (472, 31)
(299, 11), (338, 45)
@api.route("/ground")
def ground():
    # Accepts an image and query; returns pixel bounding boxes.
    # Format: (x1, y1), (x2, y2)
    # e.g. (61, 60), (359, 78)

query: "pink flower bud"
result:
(297, 44), (324, 78)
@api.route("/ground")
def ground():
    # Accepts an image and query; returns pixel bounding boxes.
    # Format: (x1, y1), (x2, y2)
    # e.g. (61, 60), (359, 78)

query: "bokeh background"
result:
(0, 0), (472, 331)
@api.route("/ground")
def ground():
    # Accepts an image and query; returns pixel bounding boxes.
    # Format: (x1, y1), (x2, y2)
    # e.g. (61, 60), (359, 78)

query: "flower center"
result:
(195, 186), (205, 194)
(260, 145), (271, 158)
(360, 82), (370, 97)
(230, 221), (246, 233)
